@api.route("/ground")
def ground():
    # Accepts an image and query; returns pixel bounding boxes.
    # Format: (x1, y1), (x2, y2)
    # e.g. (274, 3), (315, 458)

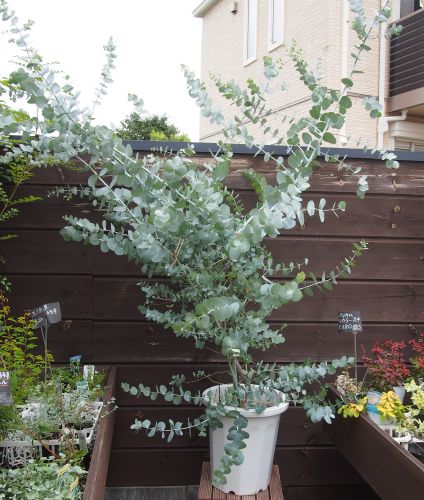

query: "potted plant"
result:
(0, 0), (401, 494)
(361, 340), (409, 426)
(409, 332), (424, 382)
(397, 380), (424, 463)
(336, 369), (368, 419)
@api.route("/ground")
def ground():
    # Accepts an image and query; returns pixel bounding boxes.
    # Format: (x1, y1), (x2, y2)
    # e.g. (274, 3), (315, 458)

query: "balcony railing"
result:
(390, 8), (424, 97)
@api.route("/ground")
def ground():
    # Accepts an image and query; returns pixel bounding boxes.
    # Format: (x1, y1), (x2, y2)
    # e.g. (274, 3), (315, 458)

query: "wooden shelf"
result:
(83, 367), (117, 500)
(327, 387), (424, 500)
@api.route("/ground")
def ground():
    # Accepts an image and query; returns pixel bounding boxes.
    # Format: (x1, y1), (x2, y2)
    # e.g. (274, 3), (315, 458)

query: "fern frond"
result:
(0, 208), (19, 222)
(0, 233), (17, 241)
(10, 195), (41, 206)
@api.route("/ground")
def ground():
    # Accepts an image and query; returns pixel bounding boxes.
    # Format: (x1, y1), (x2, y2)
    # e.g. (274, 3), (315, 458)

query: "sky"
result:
(2, 0), (203, 140)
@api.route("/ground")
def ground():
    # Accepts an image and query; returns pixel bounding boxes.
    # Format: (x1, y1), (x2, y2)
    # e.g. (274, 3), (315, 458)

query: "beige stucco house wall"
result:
(194, 0), (424, 150)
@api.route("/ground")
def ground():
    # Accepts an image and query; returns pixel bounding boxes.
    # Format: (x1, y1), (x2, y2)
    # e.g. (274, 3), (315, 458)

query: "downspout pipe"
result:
(339, 0), (349, 145)
(377, 0), (407, 149)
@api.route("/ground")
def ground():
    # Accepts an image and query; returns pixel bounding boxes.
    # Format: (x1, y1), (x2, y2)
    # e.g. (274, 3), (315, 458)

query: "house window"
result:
(245, 0), (258, 65)
(400, 0), (423, 17)
(268, 0), (284, 50)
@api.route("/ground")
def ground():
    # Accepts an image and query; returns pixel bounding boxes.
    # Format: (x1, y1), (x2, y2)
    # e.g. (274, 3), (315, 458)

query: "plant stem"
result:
(228, 355), (238, 389)
(235, 359), (247, 384)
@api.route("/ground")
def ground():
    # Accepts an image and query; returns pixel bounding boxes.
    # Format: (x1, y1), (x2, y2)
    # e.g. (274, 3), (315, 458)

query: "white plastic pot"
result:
(366, 388), (405, 427)
(366, 390), (385, 425)
(393, 385), (405, 402)
(203, 384), (289, 496)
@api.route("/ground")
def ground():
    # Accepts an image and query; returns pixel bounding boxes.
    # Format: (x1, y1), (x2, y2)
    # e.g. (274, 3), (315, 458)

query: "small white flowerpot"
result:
(393, 385), (405, 402)
(203, 384), (289, 496)
(366, 391), (385, 426)
(366, 390), (402, 426)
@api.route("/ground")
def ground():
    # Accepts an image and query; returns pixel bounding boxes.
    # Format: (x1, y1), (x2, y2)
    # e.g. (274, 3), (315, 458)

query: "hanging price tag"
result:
(0, 371), (12, 406)
(30, 302), (62, 328)
(338, 311), (362, 333)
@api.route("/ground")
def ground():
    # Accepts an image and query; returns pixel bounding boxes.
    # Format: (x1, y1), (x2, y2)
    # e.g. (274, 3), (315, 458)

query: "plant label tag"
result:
(31, 302), (62, 328)
(0, 371), (12, 406)
(78, 430), (88, 452)
(83, 365), (95, 382)
(69, 478), (79, 496)
(338, 311), (362, 334)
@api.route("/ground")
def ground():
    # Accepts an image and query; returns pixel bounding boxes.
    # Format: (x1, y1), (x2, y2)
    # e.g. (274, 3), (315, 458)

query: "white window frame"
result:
(244, 0), (258, 66)
(268, 0), (285, 52)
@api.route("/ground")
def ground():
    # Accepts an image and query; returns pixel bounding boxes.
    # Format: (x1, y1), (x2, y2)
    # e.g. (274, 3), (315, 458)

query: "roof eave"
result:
(193, 0), (219, 17)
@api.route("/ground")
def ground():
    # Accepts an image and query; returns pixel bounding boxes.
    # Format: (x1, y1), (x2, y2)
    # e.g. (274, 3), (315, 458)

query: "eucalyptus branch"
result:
(299, 241), (368, 294)
(89, 37), (116, 121)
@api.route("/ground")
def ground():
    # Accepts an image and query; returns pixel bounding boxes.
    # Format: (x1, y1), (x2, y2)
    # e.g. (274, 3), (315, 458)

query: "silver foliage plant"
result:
(0, 0), (400, 486)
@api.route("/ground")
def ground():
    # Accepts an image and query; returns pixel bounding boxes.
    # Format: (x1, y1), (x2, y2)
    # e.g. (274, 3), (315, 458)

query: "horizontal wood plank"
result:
(283, 485), (379, 500)
(115, 364), (228, 407)
(112, 407), (332, 448)
(4, 231), (423, 281)
(36, 319), (93, 362)
(0, 230), (92, 274)
(106, 447), (365, 487)
(5, 187), (424, 239)
(6, 275), (92, 319)
(28, 158), (424, 196)
(265, 238), (424, 281)
(1, 185), (93, 229)
(95, 237), (424, 280)
(92, 279), (424, 322)
(92, 322), (423, 364)
(225, 158), (424, 195)
(114, 365), (362, 408)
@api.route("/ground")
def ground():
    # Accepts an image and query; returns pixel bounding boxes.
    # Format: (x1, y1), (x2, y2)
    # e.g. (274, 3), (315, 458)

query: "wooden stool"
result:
(198, 462), (284, 500)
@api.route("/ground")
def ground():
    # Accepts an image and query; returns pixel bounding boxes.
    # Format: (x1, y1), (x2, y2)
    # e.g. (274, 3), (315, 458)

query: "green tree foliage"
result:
(116, 112), (190, 141)
(0, 291), (52, 404)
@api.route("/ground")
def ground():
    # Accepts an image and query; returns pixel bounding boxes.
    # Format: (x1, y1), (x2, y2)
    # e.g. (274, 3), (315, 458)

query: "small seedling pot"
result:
(203, 384), (289, 496)
(408, 440), (424, 464)
(366, 391), (387, 426)
(393, 385), (406, 402)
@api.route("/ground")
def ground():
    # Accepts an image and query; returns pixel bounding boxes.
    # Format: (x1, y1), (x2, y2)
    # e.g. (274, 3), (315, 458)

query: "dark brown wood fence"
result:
(2, 143), (424, 499)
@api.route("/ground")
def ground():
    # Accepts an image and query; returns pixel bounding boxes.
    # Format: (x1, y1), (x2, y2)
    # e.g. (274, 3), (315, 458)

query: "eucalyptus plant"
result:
(0, 0), (401, 486)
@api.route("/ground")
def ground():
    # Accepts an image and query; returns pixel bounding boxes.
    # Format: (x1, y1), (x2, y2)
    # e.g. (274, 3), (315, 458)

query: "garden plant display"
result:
(399, 381), (424, 439)
(336, 338), (424, 466)
(0, 457), (86, 499)
(409, 332), (424, 380)
(0, 0), (404, 492)
(361, 340), (410, 393)
(0, 293), (110, 497)
(338, 340), (410, 423)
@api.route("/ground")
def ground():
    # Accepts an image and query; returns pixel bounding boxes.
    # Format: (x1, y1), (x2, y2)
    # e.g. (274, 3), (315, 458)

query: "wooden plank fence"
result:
(2, 143), (424, 498)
